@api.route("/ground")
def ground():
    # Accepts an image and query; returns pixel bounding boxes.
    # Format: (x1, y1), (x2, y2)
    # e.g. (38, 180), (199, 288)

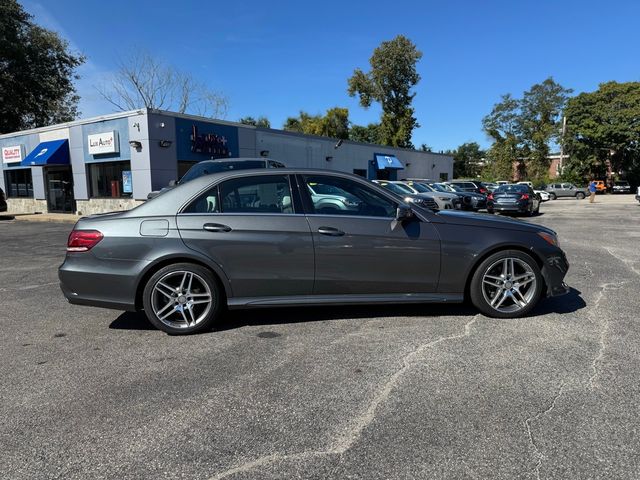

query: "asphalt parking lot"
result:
(1, 195), (639, 480)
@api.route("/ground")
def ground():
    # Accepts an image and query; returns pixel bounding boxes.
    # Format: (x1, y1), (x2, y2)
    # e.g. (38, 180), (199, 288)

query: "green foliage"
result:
(481, 78), (571, 183)
(564, 81), (640, 185)
(284, 107), (349, 139)
(450, 142), (485, 178)
(349, 123), (380, 144)
(0, 0), (85, 133)
(347, 35), (422, 148)
(239, 116), (271, 128)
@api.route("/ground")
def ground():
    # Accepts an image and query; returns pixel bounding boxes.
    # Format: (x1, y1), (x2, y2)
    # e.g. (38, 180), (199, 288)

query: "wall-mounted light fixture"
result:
(334, 139), (343, 149)
(325, 156), (333, 162)
(158, 140), (172, 148)
(260, 150), (269, 157)
(406, 162), (411, 167)
(129, 140), (142, 149)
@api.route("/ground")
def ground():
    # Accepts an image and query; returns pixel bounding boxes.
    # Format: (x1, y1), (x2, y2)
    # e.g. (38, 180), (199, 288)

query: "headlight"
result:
(538, 231), (559, 247)
(408, 197), (424, 204)
(438, 197), (451, 201)
(341, 199), (359, 207)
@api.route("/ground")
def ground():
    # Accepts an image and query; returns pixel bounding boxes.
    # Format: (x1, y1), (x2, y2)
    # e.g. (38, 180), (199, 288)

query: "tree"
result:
(563, 81), (640, 185)
(0, 0), (85, 133)
(481, 78), (571, 182)
(98, 51), (228, 118)
(239, 116), (271, 128)
(347, 35), (422, 148)
(482, 94), (522, 180)
(284, 107), (349, 139)
(519, 78), (572, 179)
(451, 142), (485, 178)
(349, 123), (380, 144)
(419, 143), (432, 152)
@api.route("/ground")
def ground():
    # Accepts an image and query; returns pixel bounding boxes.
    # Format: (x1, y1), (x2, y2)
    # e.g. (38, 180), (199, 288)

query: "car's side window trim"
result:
(178, 173), (298, 216)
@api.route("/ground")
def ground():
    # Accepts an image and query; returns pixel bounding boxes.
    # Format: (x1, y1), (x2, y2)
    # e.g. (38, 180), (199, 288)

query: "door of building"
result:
(45, 167), (75, 213)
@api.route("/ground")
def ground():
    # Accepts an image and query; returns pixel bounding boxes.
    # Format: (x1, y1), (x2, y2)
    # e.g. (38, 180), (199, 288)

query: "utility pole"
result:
(559, 115), (567, 175)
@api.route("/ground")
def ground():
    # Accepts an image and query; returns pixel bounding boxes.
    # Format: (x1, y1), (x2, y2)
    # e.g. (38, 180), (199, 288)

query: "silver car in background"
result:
(59, 169), (570, 335)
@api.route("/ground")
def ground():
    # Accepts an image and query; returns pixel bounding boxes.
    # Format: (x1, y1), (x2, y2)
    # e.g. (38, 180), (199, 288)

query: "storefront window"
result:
(178, 161), (196, 181)
(4, 169), (33, 197)
(88, 161), (132, 198)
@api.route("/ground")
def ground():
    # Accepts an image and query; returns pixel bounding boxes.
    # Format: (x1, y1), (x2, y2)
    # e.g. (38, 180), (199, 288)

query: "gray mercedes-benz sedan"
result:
(59, 169), (570, 334)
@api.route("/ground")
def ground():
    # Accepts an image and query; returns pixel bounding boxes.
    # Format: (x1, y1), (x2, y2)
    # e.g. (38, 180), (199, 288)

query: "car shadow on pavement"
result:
(529, 287), (585, 316)
(109, 288), (585, 333)
(109, 303), (479, 333)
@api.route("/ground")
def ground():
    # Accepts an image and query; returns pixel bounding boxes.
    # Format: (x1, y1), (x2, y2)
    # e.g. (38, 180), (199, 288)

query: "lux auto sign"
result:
(88, 131), (119, 155)
(2, 145), (24, 164)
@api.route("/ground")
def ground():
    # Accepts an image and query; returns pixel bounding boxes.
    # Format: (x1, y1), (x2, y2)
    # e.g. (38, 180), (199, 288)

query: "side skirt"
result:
(227, 293), (464, 309)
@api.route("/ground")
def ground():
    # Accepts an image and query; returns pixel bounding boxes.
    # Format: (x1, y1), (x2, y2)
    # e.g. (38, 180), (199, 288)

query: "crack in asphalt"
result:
(587, 282), (625, 390)
(524, 382), (565, 480)
(603, 246), (640, 277)
(208, 315), (479, 480)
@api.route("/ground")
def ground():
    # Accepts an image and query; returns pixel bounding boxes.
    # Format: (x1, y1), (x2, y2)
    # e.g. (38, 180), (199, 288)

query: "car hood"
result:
(434, 209), (555, 235)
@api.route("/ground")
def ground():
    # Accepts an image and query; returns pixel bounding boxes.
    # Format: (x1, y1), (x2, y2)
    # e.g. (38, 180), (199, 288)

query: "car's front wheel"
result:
(576, 192), (585, 200)
(549, 193), (557, 200)
(470, 250), (543, 318)
(142, 263), (222, 334)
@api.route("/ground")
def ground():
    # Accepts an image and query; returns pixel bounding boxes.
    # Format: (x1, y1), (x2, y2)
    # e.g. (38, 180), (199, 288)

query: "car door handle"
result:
(203, 223), (232, 232)
(318, 226), (345, 236)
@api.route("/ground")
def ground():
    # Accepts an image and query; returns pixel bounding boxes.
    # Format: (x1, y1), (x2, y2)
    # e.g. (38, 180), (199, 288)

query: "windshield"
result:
(377, 182), (412, 195)
(428, 183), (449, 192)
(180, 160), (266, 183)
(407, 182), (433, 193)
(495, 185), (528, 193)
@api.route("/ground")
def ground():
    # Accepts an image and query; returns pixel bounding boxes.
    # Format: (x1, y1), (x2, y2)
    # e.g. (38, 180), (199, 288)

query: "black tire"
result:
(576, 192), (585, 200)
(534, 203), (540, 215)
(469, 250), (543, 318)
(549, 193), (557, 200)
(487, 208), (494, 214)
(142, 262), (223, 335)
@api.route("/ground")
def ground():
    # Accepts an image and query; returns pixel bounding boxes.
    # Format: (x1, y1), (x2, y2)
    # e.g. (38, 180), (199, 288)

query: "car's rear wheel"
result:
(470, 250), (543, 318)
(549, 193), (557, 200)
(576, 192), (585, 200)
(142, 263), (222, 334)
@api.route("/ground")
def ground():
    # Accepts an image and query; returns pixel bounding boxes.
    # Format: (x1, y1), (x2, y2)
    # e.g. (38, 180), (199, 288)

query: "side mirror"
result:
(396, 204), (414, 221)
(168, 179), (177, 187)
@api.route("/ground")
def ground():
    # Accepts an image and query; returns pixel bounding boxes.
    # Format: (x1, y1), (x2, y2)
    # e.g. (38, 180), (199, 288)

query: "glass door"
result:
(46, 167), (75, 213)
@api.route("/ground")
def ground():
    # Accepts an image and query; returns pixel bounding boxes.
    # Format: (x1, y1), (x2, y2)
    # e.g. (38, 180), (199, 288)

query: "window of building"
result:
(178, 161), (197, 180)
(353, 169), (367, 178)
(88, 161), (132, 198)
(439, 172), (449, 181)
(4, 168), (33, 197)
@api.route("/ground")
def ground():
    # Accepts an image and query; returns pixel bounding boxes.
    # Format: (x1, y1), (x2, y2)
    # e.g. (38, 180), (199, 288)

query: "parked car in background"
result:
(517, 181), (534, 188)
(0, 187), (6, 212)
(534, 190), (550, 202)
(398, 180), (461, 210)
(433, 182), (487, 211)
(496, 181), (510, 186)
(545, 183), (587, 200)
(483, 182), (499, 192)
(446, 180), (490, 195)
(306, 182), (362, 213)
(636, 186), (640, 203)
(59, 168), (570, 334)
(487, 184), (541, 216)
(147, 158), (286, 199)
(372, 180), (439, 210)
(612, 180), (631, 194)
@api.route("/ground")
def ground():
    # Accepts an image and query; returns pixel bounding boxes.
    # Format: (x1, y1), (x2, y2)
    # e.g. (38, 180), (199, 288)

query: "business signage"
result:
(2, 145), (24, 164)
(175, 118), (239, 162)
(88, 131), (119, 155)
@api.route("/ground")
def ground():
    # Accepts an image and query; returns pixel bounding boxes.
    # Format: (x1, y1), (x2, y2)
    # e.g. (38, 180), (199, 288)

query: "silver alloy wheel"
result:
(481, 257), (537, 313)
(151, 270), (213, 329)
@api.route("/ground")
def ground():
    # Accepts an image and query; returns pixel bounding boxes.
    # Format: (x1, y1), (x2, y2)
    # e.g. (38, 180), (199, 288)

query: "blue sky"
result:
(23, 0), (640, 151)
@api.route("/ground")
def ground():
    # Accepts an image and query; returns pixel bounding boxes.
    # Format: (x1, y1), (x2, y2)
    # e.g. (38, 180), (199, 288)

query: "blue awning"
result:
(21, 139), (70, 166)
(374, 154), (404, 170)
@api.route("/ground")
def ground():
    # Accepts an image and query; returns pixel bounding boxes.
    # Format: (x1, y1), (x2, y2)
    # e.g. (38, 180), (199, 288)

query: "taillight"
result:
(487, 193), (494, 201)
(520, 194), (530, 200)
(67, 230), (103, 252)
(479, 188), (487, 194)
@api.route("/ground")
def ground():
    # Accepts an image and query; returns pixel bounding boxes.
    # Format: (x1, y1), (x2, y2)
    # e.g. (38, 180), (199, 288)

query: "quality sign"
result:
(2, 145), (24, 164)
(88, 131), (119, 155)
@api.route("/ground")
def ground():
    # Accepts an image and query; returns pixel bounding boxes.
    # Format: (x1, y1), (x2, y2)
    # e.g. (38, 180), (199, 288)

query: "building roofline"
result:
(0, 109), (146, 140)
